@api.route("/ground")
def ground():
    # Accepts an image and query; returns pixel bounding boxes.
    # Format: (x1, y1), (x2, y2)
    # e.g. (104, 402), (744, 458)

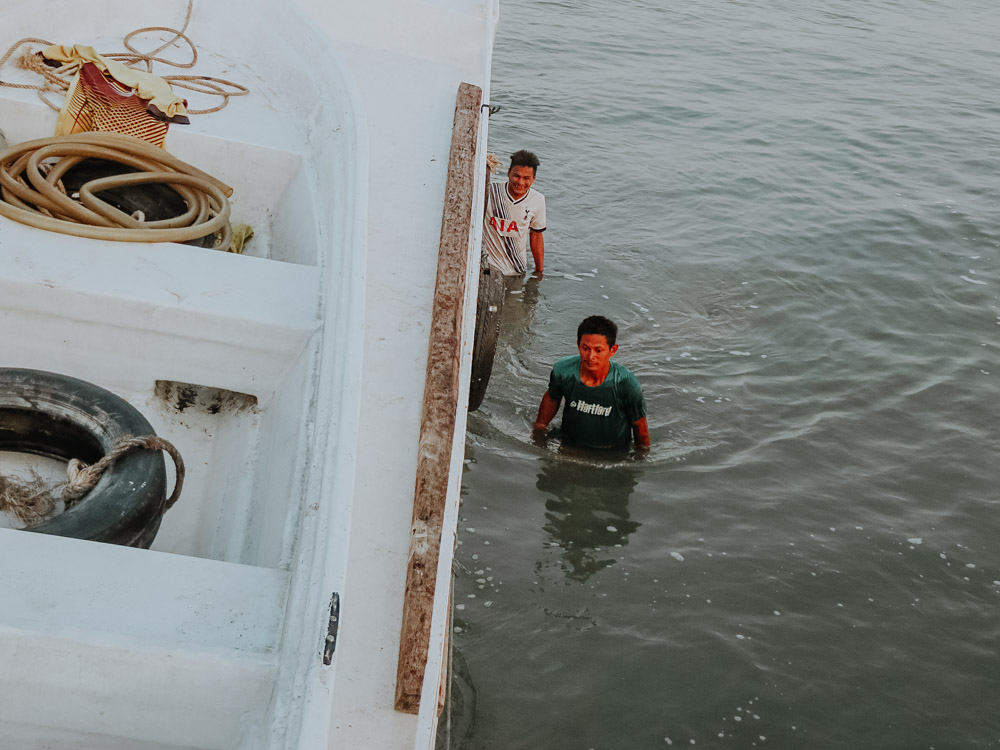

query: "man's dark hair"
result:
(510, 149), (540, 174)
(577, 315), (618, 346)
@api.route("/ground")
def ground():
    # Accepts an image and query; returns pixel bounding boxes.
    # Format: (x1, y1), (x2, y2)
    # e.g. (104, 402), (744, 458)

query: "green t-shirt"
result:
(547, 356), (647, 448)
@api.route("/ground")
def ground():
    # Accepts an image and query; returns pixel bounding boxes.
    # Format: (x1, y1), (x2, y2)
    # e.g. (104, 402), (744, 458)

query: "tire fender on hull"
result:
(468, 262), (506, 411)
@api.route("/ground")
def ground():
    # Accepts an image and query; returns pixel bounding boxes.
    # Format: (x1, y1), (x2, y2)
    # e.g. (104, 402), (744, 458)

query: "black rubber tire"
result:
(468, 262), (506, 411)
(0, 368), (168, 548)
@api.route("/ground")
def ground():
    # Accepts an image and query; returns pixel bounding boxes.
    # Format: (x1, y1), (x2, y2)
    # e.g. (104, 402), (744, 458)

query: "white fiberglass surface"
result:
(129, 351), (315, 567)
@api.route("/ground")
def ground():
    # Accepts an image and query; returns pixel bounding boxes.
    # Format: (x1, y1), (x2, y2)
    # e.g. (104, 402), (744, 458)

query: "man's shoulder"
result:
(527, 187), (545, 203)
(552, 355), (580, 377)
(610, 360), (642, 387)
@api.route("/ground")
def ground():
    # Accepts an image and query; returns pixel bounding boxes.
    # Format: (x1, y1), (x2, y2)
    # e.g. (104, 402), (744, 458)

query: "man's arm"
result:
(533, 390), (560, 435)
(529, 229), (544, 274)
(632, 417), (650, 450)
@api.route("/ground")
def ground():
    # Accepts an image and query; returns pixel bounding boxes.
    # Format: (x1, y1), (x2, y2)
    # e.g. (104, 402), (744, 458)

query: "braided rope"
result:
(63, 434), (185, 511)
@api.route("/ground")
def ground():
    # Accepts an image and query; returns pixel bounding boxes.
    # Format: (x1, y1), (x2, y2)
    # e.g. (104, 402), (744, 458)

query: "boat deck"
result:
(0, 529), (287, 749)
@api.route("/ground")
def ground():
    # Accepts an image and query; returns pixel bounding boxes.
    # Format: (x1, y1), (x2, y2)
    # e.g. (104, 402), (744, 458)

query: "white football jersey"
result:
(483, 182), (546, 275)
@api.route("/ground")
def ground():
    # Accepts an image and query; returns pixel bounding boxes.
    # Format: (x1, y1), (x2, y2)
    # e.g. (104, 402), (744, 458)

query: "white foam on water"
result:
(960, 275), (986, 285)
(908, 537), (922, 544)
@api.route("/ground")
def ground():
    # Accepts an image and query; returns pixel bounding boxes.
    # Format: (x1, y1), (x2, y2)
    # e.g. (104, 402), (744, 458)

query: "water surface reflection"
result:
(535, 457), (643, 582)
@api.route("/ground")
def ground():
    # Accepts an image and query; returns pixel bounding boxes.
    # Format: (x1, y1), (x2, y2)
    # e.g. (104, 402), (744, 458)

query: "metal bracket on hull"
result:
(323, 592), (340, 665)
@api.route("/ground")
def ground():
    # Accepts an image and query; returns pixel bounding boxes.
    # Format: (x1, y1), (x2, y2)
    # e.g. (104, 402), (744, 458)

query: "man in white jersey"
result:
(484, 149), (547, 276)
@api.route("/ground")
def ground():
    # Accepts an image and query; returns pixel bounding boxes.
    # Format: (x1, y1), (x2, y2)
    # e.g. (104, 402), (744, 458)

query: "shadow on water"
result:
(436, 647), (481, 750)
(535, 455), (643, 582)
(497, 274), (541, 348)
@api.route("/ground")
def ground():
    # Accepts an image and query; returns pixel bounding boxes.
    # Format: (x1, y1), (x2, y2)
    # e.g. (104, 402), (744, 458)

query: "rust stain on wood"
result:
(395, 81), (482, 714)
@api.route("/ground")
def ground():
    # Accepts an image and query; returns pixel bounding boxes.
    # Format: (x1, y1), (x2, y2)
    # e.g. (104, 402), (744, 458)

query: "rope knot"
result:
(61, 434), (185, 509)
(63, 458), (103, 502)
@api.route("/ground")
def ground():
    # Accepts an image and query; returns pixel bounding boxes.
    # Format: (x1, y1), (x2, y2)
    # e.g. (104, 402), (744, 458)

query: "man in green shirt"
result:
(533, 316), (650, 450)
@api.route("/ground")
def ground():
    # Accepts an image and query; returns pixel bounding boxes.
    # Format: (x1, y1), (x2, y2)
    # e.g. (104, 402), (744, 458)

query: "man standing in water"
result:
(533, 316), (650, 450)
(484, 149), (546, 276)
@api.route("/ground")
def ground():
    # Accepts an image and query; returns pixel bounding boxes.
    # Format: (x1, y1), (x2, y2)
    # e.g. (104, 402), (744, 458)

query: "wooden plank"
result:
(394, 82), (483, 714)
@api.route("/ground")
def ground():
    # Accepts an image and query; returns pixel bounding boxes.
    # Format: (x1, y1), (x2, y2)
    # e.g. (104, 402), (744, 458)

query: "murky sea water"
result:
(443, 1), (1000, 748)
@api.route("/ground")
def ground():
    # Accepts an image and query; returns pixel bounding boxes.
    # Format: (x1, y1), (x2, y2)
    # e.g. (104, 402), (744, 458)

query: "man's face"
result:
(578, 334), (618, 376)
(507, 165), (536, 199)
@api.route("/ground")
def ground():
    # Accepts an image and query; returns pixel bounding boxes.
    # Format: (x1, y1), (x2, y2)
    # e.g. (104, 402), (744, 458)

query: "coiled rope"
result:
(0, 1), (248, 114)
(0, 131), (233, 246)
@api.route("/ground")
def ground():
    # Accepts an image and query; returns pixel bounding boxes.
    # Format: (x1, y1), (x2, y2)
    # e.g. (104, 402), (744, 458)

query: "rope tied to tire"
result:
(63, 434), (185, 511)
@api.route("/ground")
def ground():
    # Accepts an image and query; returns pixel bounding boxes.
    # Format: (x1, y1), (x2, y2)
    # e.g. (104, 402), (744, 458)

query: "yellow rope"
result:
(0, 132), (233, 246)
